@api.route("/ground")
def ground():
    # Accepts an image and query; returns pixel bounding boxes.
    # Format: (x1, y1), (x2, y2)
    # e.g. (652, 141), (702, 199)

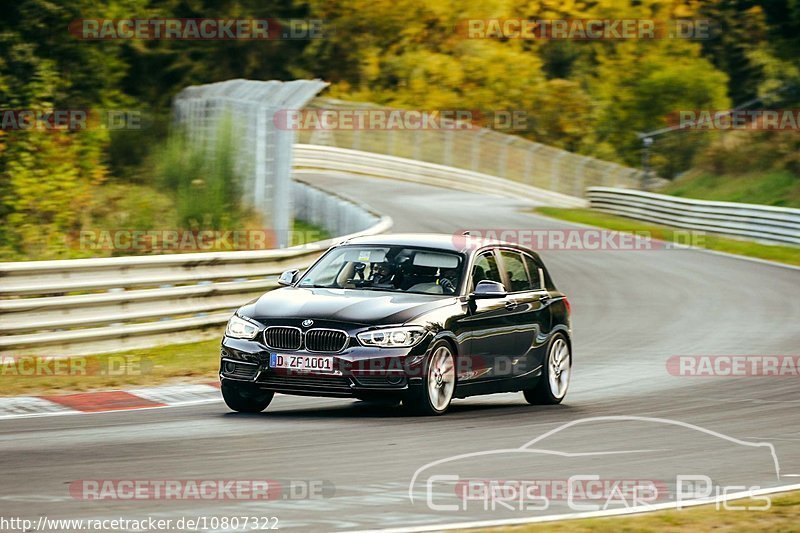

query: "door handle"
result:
(505, 299), (518, 310)
(539, 294), (550, 304)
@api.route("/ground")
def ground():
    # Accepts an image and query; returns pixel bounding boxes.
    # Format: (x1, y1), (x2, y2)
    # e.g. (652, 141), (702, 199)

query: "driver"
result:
(370, 261), (397, 287)
(437, 268), (458, 294)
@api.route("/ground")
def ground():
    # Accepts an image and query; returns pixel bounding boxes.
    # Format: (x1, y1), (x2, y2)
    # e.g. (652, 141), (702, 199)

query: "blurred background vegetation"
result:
(1, 0), (799, 260)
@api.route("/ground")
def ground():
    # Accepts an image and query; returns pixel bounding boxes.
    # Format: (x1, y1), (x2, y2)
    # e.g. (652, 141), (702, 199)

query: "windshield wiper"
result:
(353, 286), (402, 293)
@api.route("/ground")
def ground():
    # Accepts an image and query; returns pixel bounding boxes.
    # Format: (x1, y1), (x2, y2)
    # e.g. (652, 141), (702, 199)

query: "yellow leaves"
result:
(360, 47), (383, 85)
(1, 130), (107, 259)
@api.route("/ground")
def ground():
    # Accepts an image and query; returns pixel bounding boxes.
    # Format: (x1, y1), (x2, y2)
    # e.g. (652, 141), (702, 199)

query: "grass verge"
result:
(535, 207), (800, 267)
(292, 219), (331, 245)
(1, 340), (220, 397)
(661, 171), (800, 209)
(479, 490), (800, 532)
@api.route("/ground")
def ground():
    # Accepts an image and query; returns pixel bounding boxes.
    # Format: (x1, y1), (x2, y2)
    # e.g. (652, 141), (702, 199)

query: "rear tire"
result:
(403, 340), (456, 416)
(524, 333), (571, 405)
(221, 380), (274, 413)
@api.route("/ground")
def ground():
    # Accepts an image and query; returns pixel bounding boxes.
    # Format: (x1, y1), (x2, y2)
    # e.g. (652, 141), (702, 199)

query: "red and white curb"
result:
(0, 382), (221, 420)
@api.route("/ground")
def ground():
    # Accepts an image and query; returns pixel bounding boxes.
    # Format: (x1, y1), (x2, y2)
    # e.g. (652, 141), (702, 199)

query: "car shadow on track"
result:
(220, 398), (576, 420)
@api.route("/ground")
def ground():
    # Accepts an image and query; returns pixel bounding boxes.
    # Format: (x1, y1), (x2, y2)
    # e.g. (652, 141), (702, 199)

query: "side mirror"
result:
(278, 269), (299, 286)
(470, 280), (507, 300)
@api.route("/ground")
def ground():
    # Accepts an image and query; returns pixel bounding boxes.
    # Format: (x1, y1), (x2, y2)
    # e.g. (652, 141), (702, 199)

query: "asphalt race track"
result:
(1, 173), (799, 531)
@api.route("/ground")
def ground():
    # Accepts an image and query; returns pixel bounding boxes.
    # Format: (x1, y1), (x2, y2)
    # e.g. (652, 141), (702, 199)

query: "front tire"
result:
(524, 333), (571, 405)
(404, 340), (456, 415)
(221, 380), (274, 413)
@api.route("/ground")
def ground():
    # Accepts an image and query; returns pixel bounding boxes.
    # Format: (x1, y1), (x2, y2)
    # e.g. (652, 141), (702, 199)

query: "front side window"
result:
(471, 250), (502, 290)
(298, 245), (463, 295)
(499, 250), (531, 292)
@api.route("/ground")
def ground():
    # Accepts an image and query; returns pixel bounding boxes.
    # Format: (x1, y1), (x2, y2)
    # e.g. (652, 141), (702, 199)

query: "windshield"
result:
(297, 245), (464, 295)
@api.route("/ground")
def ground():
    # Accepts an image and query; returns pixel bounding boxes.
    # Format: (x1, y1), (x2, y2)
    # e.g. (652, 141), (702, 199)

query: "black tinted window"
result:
(524, 254), (542, 290)
(298, 246), (463, 295)
(472, 251), (502, 289)
(499, 250), (531, 292)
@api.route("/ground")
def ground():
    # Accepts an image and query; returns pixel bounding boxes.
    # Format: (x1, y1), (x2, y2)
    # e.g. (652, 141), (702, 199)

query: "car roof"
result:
(341, 233), (528, 255)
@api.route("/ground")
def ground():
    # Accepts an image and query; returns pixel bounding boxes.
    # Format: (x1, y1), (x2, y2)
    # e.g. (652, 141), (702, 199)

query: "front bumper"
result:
(220, 334), (431, 398)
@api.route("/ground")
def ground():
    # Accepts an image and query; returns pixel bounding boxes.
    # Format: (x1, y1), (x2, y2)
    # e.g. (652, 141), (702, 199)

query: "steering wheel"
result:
(439, 277), (456, 294)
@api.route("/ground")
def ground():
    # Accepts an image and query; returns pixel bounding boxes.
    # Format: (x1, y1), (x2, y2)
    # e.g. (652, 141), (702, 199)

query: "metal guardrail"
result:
(293, 180), (380, 237)
(587, 187), (800, 246)
(293, 144), (587, 208)
(0, 144), (584, 357)
(9, 146), (791, 357)
(0, 182), (392, 356)
(299, 97), (651, 196)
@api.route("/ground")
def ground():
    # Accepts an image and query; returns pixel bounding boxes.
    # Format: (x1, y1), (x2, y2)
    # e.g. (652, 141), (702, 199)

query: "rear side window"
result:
(472, 251), (502, 290)
(524, 253), (556, 291)
(499, 250), (531, 292)
(524, 255), (542, 290)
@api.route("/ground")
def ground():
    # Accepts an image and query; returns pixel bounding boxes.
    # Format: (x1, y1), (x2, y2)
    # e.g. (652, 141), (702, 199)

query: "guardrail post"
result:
(500, 137), (513, 179)
(387, 129), (396, 157)
(575, 157), (589, 197)
(523, 145), (534, 184)
(471, 130), (485, 172)
(444, 130), (454, 167)
(551, 151), (567, 193)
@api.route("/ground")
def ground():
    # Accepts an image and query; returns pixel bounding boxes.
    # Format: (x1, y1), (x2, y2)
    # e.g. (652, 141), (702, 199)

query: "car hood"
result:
(240, 287), (458, 325)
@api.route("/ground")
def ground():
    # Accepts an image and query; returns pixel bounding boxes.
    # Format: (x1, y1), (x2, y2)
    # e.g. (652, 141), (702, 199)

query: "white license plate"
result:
(270, 353), (334, 374)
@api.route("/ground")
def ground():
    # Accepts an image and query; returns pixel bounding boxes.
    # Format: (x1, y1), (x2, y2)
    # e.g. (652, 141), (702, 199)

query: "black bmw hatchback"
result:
(220, 233), (572, 415)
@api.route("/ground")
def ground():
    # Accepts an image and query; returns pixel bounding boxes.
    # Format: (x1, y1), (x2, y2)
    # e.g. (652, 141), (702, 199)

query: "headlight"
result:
(225, 315), (260, 340)
(357, 326), (426, 348)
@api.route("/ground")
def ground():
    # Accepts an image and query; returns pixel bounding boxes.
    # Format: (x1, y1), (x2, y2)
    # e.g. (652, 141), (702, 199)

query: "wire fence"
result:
(297, 98), (647, 198)
(173, 79), (328, 246)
